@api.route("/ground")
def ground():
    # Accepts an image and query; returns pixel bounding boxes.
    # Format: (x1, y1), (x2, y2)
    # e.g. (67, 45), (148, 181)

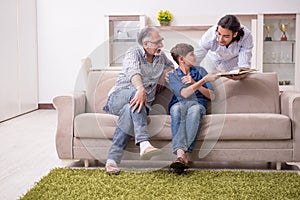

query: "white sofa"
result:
(53, 68), (300, 169)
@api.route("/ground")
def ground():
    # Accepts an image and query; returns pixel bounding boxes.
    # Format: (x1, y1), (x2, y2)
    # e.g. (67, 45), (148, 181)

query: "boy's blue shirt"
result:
(168, 66), (214, 111)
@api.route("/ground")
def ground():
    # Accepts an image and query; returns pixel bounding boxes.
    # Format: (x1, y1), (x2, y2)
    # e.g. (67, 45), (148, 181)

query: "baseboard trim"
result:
(0, 109), (39, 123)
(38, 103), (55, 109)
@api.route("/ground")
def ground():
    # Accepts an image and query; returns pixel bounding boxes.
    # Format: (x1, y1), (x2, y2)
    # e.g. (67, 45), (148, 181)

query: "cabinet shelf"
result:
(264, 14), (296, 20)
(279, 85), (295, 91)
(155, 25), (212, 31)
(264, 40), (295, 43)
(112, 39), (136, 42)
(263, 62), (295, 64)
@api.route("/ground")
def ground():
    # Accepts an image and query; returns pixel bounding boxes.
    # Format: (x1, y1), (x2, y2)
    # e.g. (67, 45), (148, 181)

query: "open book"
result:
(216, 68), (257, 76)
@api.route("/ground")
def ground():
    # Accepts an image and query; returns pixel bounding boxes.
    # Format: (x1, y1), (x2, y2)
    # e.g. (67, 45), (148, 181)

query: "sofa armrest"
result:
(280, 91), (300, 161)
(52, 92), (86, 159)
(74, 91), (86, 116)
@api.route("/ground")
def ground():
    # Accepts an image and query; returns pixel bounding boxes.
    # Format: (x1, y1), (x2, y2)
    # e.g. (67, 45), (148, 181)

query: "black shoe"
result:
(169, 167), (185, 175)
(170, 157), (189, 169)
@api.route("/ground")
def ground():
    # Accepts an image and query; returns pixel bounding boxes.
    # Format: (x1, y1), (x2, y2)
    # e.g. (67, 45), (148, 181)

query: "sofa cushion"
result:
(74, 113), (172, 139)
(199, 113), (291, 140)
(85, 68), (173, 115)
(86, 69), (120, 113)
(85, 70), (280, 115)
(74, 113), (291, 141)
(210, 72), (280, 114)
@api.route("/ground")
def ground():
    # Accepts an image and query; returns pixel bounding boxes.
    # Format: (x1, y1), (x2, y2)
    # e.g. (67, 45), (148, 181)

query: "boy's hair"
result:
(170, 43), (194, 65)
(217, 14), (244, 42)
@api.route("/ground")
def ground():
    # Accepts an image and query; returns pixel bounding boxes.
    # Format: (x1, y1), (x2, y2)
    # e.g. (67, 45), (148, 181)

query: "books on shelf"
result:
(216, 68), (257, 76)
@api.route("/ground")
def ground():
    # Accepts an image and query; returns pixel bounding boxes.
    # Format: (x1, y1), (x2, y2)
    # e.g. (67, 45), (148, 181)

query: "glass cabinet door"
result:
(106, 15), (146, 67)
(263, 14), (296, 90)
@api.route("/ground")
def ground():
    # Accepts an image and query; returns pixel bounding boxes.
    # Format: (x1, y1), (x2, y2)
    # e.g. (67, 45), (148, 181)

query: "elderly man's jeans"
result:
(104, 88), (149, 164)
(170, 100), (206, 154)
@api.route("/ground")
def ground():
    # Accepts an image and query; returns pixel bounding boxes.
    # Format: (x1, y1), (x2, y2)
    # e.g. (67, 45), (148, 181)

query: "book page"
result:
(216, 68), (257, 76)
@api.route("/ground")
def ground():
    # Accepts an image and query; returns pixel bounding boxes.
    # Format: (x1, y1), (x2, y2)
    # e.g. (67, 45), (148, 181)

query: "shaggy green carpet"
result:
(21, 168), (300, 200)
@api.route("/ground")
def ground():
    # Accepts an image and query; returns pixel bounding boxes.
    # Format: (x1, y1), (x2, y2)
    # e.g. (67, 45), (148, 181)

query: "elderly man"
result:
(103, 26), (174, 174)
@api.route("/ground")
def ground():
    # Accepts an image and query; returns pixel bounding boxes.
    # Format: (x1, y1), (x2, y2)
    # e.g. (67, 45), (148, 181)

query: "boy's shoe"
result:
(169, 167), (185, 175)
(170, 157), (189, 170)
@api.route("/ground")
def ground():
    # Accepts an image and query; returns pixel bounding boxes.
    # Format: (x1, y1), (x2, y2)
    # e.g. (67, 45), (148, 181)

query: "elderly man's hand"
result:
(165, 69), (174, 84)
(130, 88), (146, 113)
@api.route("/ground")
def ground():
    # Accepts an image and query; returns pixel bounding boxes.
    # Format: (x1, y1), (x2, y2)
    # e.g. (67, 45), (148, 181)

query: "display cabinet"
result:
(105, 15), (146, 67)
(258, 14), (300, 91)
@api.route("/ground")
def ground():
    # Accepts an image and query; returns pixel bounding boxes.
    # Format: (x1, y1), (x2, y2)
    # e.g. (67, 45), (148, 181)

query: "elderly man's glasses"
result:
(148, 38), (164, 45)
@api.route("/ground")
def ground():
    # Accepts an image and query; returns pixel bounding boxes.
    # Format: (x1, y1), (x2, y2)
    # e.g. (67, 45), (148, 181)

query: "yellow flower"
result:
(157, 10), (172, 22)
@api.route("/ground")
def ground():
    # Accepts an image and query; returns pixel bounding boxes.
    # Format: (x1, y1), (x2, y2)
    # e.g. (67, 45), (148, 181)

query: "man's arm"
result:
(195, 26), (215, 65)
(227, 29), (253, 81)
(157, 67), (174, 93)
(130, 74), (146, 113)
(224, 27), (253, 81)
(157, 53), (175, 92)
(237, 27), (253, 69)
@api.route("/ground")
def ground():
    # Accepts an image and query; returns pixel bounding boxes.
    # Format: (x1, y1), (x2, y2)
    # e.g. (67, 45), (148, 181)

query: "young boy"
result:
(168, 43), (218, 174)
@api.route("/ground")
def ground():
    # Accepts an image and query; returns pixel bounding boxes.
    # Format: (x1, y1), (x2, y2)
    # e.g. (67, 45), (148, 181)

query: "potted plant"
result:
(157, 10), (172, 26)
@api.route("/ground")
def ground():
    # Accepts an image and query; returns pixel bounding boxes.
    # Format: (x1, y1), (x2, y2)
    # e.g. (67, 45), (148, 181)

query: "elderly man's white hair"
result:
(137, 26), (160, 46)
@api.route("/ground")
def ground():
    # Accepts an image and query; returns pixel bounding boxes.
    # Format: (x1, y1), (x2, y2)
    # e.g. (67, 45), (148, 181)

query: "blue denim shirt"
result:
(168, 66), (213, 111)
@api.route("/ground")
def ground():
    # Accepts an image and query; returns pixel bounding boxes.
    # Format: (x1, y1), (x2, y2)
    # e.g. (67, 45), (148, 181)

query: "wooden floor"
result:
(1, 109), (299, 199)
(0, 110), (72, 200)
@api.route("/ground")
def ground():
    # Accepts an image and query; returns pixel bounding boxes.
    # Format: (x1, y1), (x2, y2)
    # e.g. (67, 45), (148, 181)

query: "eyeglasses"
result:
(148, 38), (164, 45)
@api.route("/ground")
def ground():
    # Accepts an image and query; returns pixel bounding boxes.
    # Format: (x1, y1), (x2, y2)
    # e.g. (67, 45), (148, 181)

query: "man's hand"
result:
(130, 88), (146, 113)
(225, 73), (248, 80)
(165, 69), (174, 84)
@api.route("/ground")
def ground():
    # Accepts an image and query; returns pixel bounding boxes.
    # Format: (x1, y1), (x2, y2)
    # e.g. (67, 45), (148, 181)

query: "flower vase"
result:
(160, 21), (170, 26)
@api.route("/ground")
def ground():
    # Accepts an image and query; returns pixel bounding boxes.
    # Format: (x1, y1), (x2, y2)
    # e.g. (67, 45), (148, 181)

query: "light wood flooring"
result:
(1, 109), (299, 199)
(0, 110), (72, 200)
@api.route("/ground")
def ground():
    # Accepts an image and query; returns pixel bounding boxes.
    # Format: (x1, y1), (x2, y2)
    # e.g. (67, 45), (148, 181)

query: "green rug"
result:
(21, 168), (300, 200)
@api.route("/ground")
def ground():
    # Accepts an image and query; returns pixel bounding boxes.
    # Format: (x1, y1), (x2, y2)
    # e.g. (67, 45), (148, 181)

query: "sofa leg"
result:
(276, 162), (281, 170)
(267, 162), (272, 169)
(84, 160), (89, 168)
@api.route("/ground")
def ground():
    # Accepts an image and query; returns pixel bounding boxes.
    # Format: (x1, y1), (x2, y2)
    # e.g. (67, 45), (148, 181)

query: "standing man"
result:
(103, 26), (174, 175)
(195, 14), (254, 80)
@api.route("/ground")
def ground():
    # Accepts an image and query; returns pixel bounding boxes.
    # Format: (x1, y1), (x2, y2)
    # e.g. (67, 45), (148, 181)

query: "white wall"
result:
(37, 0), (300, 103)
(0, 0), (38, 121)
